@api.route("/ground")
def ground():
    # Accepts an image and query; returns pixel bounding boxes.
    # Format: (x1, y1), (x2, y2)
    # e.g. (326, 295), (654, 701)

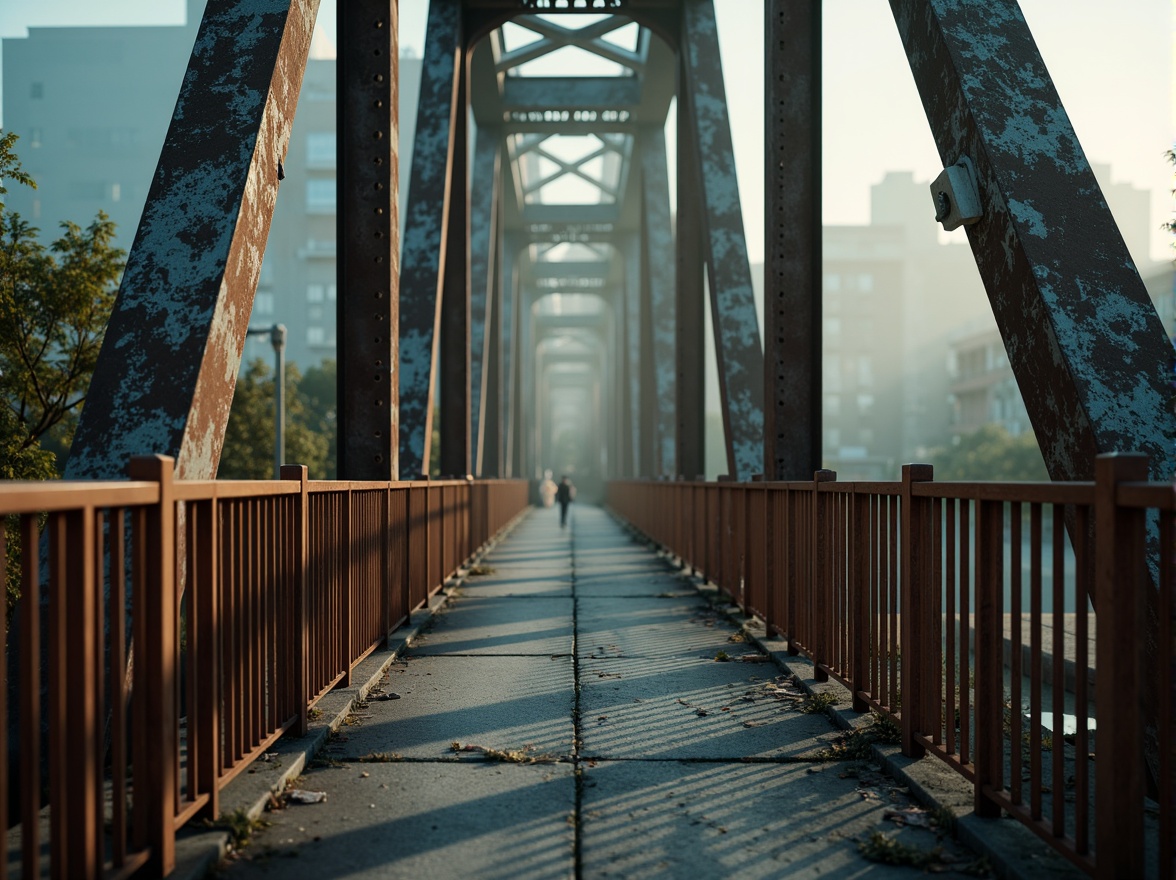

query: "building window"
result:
(308, 306), (323, 321)
(110, 183), (121, 203)
(259, 261), (275, 286)
(823, 354), (841, 393)
(857, 393), (875, 416)
(29, 128), (42, 149)
(327, 283), (337, 302)
(857, 273), (874, 293)
(254, 292), (275, 315)
(30, 82), (43, 99)
(826, 428), (841, 449)
(824, 316), (841, 339)
(823, 273), (841, 292)
(307, 326), (326, 346)
(307, 283), (325, 303)
(857, 356), (874, 387)
(306, 179), (336, 213)
(823, 395), (840, 417)
(306, 132), (335, 169)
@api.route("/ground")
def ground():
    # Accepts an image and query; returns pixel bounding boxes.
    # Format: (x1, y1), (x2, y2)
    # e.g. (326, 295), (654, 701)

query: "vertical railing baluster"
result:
(127, 455), (177, 876)
(1093, 453), (1146, 878)
(900, 463), (933, 758)
(975, 498), (1004, 817)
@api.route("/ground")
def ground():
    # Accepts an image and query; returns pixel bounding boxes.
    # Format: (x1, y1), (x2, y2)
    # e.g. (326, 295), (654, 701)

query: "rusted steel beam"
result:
(501, 233), (519, 477)
(481, 215), (503, 477)
(639, 126), (676, 477)
(399, 0), (462, 478)
(338, 0), (399, 480)
(765, 0), (821, 480)
(676, 89), (706, 480)
(889, 0), (1173, 482)
(469, 129), (500, 476)
(680, 0), (765, 481)
(439, 54), (471, 478)
(67, 0), (319, 480)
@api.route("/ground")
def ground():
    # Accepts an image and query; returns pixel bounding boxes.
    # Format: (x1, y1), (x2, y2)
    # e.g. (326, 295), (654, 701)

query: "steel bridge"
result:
(1, 0), (1173, 877)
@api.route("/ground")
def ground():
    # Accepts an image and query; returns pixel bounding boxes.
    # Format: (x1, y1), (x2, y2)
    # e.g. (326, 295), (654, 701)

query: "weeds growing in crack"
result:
(450, 742), (560, 764)
(206, 808), (269, 851)
(356, 751), (404, 763)
(815, 712), (901, 760)
(800, 692), (840, 715)
(858, 831), (989, 875)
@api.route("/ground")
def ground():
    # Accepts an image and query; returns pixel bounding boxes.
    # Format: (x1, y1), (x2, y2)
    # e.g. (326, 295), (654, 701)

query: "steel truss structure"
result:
(71, 0), (1173, 496)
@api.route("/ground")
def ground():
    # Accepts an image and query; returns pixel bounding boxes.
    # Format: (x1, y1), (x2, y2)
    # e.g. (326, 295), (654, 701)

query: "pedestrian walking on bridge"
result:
(556, 475), (575, 528)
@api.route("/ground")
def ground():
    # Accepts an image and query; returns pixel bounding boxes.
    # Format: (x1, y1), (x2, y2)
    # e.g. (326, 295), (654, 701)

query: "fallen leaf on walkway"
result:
(739, 654), (770, 663)
(287, 790), (328, 804)
(372, 692), (401, 701)
(883, 808), (931, 828)
(743, 720), (767, 728)
(696, 708), (709, 717)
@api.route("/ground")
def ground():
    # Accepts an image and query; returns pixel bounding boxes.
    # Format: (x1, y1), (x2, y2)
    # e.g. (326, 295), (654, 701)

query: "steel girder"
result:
(438, 51), (471, 477)
(399, 0), (463, 477)
(623, 235), (643, 476)
(67, 0), (319, 482)
(679, 0), (765, 481)
(676, 78), (706, 480)
(638, 126), (676, 477)
(765, 0), (821, 481)
(338, 0), (400, 480)
(891, 0), (1173, 483)
(469, 128), (501, 476)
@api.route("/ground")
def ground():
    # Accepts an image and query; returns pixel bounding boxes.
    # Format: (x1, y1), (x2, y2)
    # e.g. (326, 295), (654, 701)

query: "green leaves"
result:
(0, 130), (124, 473)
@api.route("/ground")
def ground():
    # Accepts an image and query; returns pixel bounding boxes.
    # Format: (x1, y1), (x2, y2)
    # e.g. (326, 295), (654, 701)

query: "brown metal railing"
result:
(608, 454), (1170, 878)
(0, 457), (529, 878)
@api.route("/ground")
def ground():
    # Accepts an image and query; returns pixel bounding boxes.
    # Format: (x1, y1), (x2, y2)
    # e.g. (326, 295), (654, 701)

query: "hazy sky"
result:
(0, 0), (1172, 262)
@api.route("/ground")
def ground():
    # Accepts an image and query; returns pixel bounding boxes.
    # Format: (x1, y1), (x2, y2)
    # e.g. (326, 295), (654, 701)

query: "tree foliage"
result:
(928, 424), (1049, 482)
(0, 130), (124, 475)
(218, 358), (333, 479)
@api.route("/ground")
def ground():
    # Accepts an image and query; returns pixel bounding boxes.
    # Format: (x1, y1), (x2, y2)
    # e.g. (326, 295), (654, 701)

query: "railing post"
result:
(342, 486), (353, 688)
(900, 463), (933, 759)
(812, 469), (836, 681)
(974, 497), (1004, 817)
(281, 465), (309, 736)
(850, 487), (870, 712)
(127, 455), (176, 876)
(1094, 453), (1147, 877)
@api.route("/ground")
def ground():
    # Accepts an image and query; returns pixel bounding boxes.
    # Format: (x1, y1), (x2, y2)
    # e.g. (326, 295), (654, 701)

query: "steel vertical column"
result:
(680, 0), (766, 481)
(67, 0), (319, 480)
(624, 235), (643, 476)
(481, 221), (503, 476)
(889, 0), (1174, 482)
(399, 0), (462, 477)
(439, 52), (471, 478)
(765, 0), (821, 480)
(501, 233), (520, 478)
(469, 128), (501, 476)
(676, 85), (706, 480)
(639, 126), (677, 478)
(338, 0), (399, 480)
(638, 236), (657, 476)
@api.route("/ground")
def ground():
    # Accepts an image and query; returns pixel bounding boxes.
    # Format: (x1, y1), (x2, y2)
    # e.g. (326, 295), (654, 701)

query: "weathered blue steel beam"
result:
(469, 127), (501, 476)
(338, 0), (399, 480)
(676, 88), (706, 480)
(890, 0), (1173, 480)
(765, 0), (821, 481)
(680, 0), (765, 481)
(481, 199), (504, 476)
(399, 0), (462, 477)
(67, 0), (319, 482)
(639, 126), (676, 477)
(439, 51), (470, 477)
(502, 77), (642, 110)
(624, 235), (643, 476)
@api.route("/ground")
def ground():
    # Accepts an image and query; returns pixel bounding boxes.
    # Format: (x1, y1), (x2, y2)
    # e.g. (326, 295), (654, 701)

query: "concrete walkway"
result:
(214, 506), (1070, 879)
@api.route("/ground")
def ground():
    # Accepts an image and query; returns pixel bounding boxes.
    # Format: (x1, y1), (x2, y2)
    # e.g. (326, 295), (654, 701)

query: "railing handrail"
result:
(607, 457), (1168, 878)
(0, 457), (532, 877)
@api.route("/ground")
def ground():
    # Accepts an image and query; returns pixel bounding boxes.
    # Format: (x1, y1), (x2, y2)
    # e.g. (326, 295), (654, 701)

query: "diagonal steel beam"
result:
(338, 0), (399, 480)
(399, 0), (462, 477)
(765, 0), (821, 480)
(890, 0), (1173, 482)
(67, 0), (319, 481)
(681, 0), (765, 481)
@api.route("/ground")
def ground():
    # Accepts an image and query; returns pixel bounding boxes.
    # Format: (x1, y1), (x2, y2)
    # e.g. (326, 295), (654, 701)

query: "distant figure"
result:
(538, 471), (557, 508)
(556, 475), (575, 528)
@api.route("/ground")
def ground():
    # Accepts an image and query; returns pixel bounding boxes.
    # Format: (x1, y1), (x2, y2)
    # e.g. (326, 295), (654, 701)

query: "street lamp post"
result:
(246, 323), (287, 478)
